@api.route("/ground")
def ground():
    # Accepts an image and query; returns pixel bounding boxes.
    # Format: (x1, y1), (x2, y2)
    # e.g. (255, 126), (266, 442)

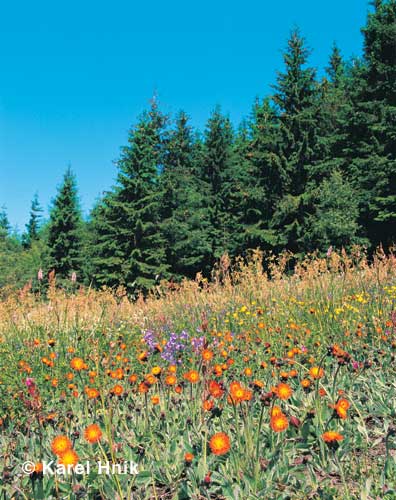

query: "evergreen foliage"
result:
(1, 1), (395, 292)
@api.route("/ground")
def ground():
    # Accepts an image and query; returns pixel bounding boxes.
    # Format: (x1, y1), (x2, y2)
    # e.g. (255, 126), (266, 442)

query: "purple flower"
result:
(143, 330), (158, 352)
(191, 336), (205, 353)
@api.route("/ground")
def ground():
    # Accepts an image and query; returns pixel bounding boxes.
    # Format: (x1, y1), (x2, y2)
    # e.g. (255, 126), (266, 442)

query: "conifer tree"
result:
(159, 111), (212, 279)
(89, 100), (169, 292)
(199, 107), (235, 264)
(301, 170), (366, 252)
(47, 167), (83, 279)
(22, 193), (43, 248)
(270, 29), (321, 254)
(238, 98), (283, 252)
(344, 0), (396, 249)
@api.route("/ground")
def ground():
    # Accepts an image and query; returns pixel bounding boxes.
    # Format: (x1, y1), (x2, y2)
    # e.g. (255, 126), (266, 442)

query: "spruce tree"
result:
(344, 0), (396, 249)
(159, 111), (211, 279)
(89, 100), (169, 293)
(47, 167), (83, 280)
(270, 29), (321, 254)
(301, 170), (366, 252)
(22, 193), (43, 248)
(199, 107), (235, 264)
(239, 98), (283, 252)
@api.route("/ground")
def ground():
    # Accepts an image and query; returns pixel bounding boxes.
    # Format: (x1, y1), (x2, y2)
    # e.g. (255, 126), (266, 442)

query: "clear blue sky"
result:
(0, 0), (369, 231)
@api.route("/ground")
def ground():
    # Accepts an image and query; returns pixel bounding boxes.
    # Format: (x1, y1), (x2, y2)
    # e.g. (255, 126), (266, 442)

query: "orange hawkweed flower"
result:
(138, 382), (149, 394)
(85, 387), (99, 399)
(202, 349), (214, 362)
(111, 384), (123, 396)
(270, 405), (283, 417)
(165, 374), (177, 386)
(331, 398), (350, 419)
(203, 399), (214, 411)
(270, 413), (289, 433)
(184, 370), (200, 383)
(34, 462), (44, 473)
(274, 382), (293, 400)
(184, 452), (194, 463)
(70, 357), (86, 371)
(151, 395), (160, 405)
(309, 366), (324, 379)
(209, 432), (231, 456)
(151, 366), (161, 376)
(58, 449), (79, 468)
(145, 374), (157, 385)
(51, 435), (72, 456)
(208, 380), (224, 398)
(84, 424), (102, 444)
(322, 431), (343, 443)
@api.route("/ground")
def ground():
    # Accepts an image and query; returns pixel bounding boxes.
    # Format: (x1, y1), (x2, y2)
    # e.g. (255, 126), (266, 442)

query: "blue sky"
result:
(0, 0), (369, 231)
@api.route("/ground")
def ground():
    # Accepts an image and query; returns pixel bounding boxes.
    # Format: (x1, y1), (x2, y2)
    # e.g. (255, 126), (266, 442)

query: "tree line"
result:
(1, 0), (395, 293)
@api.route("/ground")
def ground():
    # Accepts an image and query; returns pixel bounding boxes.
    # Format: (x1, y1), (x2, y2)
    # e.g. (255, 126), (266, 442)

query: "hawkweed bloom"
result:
(51, 435), (72, 456)
(84, 424), (102, 444)
(274, 382), (293, 400)
(270, 413), (289, 432)
(70, 358), (86, 371)
(58, 449), (79, 468)
(309, 367), (324, 379)
(322, 431), (343, 444)
(209, 432), (231, 456)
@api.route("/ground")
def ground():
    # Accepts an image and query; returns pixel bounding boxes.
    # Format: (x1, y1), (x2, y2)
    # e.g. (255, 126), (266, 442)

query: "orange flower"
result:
(165, 374), (177, 386)
(138, 351), (148, 362)
(331, 398), (350, 419)
(202, 349), (214, 362)
(209, 432), (231, 456)
(270, 413), (289, 432)
(184, 452), (194, 463)
(85, 387), (99, 399)
(34, 462), (43, 473)
(58, 449), (79, 468)
(229, 384), (245, 404)
(138, 382), (149, 394)
(309, 366), (324, 379)
(203, 399), (214, 411)
(274, 382), (293, 400)
(51, 435), (72, 456)
(151, 395), (160, 405)
(184, 370), (200, 383)
(322, 431), (343, 443)
(270, 405), (283, 418)
(145, 374), (156, 385)
(301, 378), (311, 389)
(208, 380), (224, 398)
(111, 384), (123, 396)
(84, 424), (102, 444)
(70, 357), (86, 371)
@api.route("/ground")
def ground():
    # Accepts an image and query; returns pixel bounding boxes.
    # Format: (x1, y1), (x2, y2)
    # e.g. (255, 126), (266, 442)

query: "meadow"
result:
(1, 249), (396, 499)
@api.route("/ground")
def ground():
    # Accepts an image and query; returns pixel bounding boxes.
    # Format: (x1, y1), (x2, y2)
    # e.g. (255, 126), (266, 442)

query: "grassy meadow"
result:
(1, 249), (396, 499)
